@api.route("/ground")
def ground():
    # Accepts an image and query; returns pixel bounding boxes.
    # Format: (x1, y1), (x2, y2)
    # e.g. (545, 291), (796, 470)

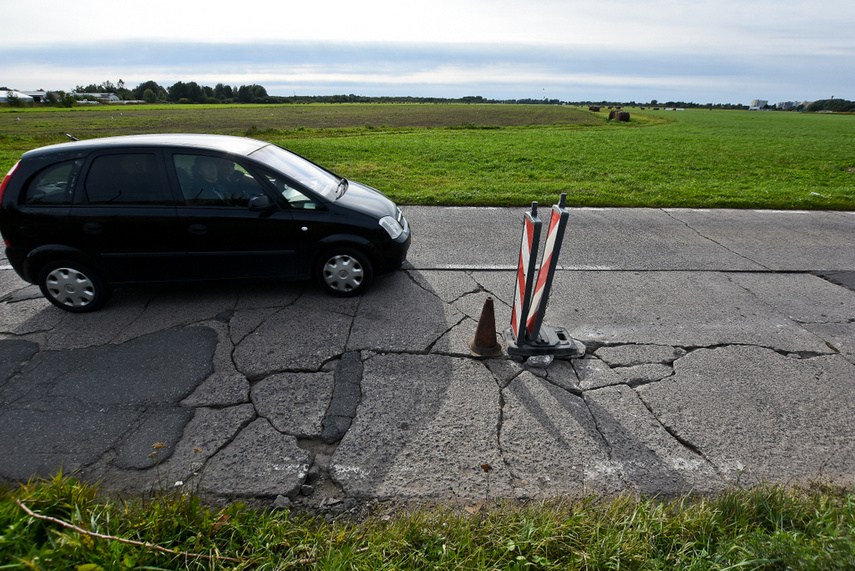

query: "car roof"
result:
(22, 134), (269, 160)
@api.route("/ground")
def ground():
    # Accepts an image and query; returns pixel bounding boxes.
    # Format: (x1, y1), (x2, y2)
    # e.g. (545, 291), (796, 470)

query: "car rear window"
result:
(25, 159), (82, 205)
(84, 153), (167, 205)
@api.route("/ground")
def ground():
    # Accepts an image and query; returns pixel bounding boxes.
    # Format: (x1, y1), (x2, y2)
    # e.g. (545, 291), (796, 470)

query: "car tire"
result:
(38, 260), (112, 313)
(315, 248), (374, 297)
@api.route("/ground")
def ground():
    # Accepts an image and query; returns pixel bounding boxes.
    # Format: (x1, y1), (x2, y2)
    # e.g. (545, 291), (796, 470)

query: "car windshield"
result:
(249, 144), (340, 200)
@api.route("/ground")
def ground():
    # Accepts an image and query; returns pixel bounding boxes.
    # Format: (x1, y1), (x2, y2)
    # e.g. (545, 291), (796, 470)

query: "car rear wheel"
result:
(315, 248), (373, 297)
(38, 260), (111, 312)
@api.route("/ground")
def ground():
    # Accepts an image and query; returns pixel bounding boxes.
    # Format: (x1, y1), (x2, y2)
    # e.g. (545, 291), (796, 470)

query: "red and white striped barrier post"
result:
(525, 196), (569, 340)
(510, 203), (542, 342)
(504, 194), (585, 359)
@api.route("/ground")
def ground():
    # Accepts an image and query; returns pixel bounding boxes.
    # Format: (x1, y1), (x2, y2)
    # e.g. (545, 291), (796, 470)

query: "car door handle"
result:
(188, 224), (208, 235)
(83, 222), (102, 235)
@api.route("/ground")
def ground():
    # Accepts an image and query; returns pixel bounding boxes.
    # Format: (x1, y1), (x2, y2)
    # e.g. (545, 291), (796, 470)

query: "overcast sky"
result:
(2, 0), (852, 104)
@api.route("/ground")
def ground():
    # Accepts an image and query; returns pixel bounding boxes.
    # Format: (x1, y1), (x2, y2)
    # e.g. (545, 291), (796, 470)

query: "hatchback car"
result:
(0, 134), (410, 312)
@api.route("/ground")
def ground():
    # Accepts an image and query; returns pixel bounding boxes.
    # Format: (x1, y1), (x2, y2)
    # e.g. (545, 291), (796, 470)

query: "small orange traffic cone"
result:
(468, 297), (503, 358)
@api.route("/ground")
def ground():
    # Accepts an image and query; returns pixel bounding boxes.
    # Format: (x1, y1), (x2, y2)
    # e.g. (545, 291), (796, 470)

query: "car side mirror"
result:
(248, 194), (275, 214)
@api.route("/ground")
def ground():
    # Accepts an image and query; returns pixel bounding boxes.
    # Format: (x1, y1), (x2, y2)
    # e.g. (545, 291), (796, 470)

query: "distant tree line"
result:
(569, 99), (750, 110)
(7, 80), (851, 110)
(806, 99), (855, 112)
(30, 81), (761, 107)
(65, 80), (272, 104)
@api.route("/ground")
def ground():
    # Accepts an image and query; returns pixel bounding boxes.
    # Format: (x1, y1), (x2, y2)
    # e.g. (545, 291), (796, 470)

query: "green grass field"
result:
(3, 476), (855, 570)
(2, 104), (853, 209)
(2, 104), (854, 568)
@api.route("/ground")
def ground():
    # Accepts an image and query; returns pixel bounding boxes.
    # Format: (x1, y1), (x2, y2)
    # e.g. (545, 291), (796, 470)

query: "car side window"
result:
(262, 172), (321, 210)
(84, 154), (166, 205)
(24, 159), (82, 205)
(173, 154), (264, 207)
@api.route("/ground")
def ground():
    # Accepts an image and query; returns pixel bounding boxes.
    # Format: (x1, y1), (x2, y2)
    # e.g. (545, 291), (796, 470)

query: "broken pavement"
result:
(1, 207), (853, 512)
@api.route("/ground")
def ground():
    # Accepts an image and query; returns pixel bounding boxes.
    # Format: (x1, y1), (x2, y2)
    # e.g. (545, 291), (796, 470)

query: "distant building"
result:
(2, 89), (127, 105)
(1, 90), (35, 103)
(21, 90), (46, 103)
(749, 99), (768, 110)
(76, 92), (121, 102)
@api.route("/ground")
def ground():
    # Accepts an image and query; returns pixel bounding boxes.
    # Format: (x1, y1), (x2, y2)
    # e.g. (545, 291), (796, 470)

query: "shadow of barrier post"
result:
(503, 194), (586, 359)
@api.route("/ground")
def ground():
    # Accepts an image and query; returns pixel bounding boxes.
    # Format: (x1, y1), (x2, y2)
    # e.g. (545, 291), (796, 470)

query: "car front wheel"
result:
(38, 260), (111, 312)
(315, 248), (374, 297)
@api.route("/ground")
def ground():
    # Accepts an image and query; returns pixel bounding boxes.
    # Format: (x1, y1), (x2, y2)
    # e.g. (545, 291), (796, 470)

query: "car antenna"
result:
(66, 134), (79, 141)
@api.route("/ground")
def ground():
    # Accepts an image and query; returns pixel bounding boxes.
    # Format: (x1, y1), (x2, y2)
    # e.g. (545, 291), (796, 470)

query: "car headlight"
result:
(379, 215), (403, 240)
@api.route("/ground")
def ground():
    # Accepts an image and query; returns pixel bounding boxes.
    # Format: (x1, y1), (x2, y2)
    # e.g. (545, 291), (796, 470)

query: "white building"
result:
(22, 91), (47, 103)
(76, 92), (121, 102)
(1, 90), (35, 103)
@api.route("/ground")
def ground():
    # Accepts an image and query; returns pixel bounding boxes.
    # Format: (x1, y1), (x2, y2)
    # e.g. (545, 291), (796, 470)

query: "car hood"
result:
(334, 180), (398, 218)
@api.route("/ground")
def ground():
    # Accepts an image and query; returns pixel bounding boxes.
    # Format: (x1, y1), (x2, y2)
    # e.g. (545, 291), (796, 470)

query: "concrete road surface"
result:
(1, 207), (853, 513)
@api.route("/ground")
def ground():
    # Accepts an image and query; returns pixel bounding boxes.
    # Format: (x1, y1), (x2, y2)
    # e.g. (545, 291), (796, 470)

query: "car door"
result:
(11, 158), (80, 249)
(68, 149), (185, 283)
(254, 168), (350, 275)
(170, 153), (306, 280)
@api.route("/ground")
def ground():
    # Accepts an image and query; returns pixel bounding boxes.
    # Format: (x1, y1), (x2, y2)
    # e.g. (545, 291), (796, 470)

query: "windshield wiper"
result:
(337, 177), (349, 198)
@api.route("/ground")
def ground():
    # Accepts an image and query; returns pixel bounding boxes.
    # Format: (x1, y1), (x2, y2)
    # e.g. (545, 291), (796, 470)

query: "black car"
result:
(0, 134), (410, 312)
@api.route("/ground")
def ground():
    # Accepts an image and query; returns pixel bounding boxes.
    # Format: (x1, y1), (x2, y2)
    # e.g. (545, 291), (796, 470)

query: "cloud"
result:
(2, 0), (853, 104)
(1, 39), (851, 103)
(7, 0), (853, 50)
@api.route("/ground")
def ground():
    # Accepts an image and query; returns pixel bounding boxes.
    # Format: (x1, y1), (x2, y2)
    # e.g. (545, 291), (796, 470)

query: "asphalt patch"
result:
(0, 326), (216, 480)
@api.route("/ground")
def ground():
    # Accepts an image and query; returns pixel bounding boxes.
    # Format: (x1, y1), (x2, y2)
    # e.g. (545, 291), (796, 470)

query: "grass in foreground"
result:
(2, 475), (854, 569)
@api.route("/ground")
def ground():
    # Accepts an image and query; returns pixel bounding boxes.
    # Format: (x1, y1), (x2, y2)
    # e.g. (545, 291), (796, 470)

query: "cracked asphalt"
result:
(1, 207), (854, 512)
